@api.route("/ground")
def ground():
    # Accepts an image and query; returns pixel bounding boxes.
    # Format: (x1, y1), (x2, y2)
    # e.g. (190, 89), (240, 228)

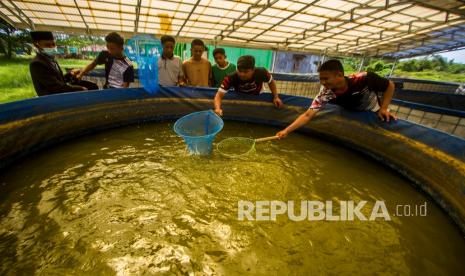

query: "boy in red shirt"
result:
(276, 59), (397, 138)
(214, 55), (283, 116)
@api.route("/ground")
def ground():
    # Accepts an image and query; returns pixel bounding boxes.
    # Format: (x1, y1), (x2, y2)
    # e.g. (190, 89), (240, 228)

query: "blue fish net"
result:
(174, 110), (224, 155)
(125, 34), (162, 94)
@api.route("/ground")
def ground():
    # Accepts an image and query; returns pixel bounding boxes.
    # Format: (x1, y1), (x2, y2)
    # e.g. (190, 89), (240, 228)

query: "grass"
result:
(0, 56), (36, 103)
(392, 69), (465, 83)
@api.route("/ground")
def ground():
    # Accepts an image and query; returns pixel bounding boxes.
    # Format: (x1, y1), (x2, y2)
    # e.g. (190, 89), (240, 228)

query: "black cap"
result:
(30, 31), (54, 41)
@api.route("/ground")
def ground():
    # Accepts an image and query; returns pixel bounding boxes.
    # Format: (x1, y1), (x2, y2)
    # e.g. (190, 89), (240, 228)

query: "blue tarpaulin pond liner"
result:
(125, 34), (162, 94)
(173, 110), (224, 155)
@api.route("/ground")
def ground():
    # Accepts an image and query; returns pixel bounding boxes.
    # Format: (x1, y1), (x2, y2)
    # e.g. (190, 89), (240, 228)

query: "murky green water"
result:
(0, 122), (464, 275)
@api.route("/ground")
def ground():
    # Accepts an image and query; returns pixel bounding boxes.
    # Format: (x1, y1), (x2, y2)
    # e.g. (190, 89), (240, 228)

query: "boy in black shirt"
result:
(214, 55), (283, 116)
(276, 59), (397, 138)
(74, 32), (134, 89)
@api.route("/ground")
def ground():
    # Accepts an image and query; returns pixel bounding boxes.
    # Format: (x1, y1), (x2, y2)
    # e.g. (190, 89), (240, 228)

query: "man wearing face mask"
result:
(29, 31), (98, 96)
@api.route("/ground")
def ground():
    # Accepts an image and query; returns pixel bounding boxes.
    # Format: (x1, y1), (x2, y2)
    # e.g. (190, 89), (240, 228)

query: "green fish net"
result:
(216, 137), (256, 158)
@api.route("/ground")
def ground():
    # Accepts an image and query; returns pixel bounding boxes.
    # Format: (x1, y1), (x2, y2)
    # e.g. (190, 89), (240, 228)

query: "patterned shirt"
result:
(310, 72), (390, 111)
(219, 67), (272, 95)
(95, 51), (134, 88)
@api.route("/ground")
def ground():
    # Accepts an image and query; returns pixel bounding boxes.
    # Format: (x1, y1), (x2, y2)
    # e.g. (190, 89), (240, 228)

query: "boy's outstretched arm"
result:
(75, 61), (97, 80)
(268, 80), (283, 108)
(214, 90), (225, 116)
(276, 109), (318, 138)
(378, 80), (397, 122)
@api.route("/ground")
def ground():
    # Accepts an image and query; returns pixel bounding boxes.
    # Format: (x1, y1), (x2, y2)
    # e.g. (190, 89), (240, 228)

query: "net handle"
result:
(254, 136), (280, 143)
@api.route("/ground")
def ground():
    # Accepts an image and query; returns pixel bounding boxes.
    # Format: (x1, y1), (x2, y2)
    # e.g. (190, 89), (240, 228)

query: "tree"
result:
(447, 63), (465, 74)
(430, 54), (448, 71)
(0, 18), (32, 59)
(56, 34), (104, 55)
(0, 18), (16, 58)
(398, 59), (420, 72)
(364, 59), (393, 76)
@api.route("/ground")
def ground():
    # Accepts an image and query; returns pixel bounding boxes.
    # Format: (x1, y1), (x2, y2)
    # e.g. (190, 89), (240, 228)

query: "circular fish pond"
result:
(0, 121), (464, 275)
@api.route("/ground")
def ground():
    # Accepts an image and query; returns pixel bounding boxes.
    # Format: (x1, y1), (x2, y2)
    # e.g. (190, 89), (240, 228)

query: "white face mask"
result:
(41, 47), (58, 57)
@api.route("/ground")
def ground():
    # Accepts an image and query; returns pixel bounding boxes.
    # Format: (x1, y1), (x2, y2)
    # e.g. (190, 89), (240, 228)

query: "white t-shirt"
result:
(158, 55), (183, 86)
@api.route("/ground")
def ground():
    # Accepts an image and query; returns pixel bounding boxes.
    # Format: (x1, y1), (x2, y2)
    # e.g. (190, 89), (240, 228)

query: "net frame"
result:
(216, 137), (256, 158)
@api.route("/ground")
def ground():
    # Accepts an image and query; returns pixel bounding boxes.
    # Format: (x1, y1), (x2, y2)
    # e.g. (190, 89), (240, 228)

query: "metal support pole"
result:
(358, 56), (366, 72)
(388, 57), (398, 78)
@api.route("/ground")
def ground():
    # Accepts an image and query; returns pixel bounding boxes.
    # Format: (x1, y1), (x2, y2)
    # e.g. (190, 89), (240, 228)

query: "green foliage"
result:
(393, 69), (465, 83)
(397, 54), (465, 74)
(336, 54), (465, 82)
(397, 59), (420, 72)
(364, 59), (393, 77)
(56, 34), (105, 53)
(340, 57), (359, 74)
(447, 63), (465, 74)
(0, 18), (32, 58)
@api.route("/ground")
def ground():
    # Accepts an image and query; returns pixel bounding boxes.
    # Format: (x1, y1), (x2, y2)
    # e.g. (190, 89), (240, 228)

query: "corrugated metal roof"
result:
(0, 0), (464, 58)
